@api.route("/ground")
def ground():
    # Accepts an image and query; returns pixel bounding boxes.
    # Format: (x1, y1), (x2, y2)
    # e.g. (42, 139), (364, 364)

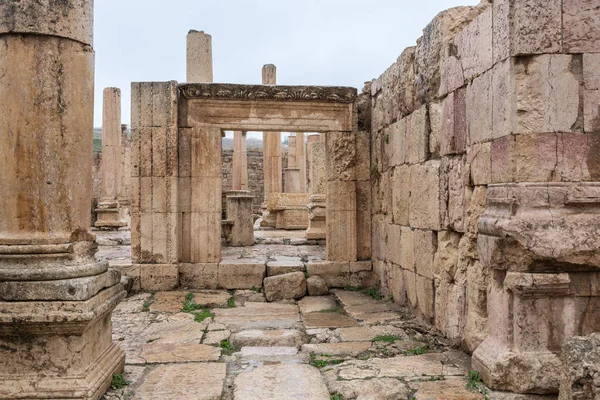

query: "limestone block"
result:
(515, 133), (558, 182)
(559, 333), (600, 400)
(440, 88), (467, 156)
(327, 212), (357, 261)
(392, 165), (410, 225)
(409, 161), (441, 230)
(356, 181), (372, 260)
(407, 105), (430, 164)
(179, 263), (219, 289)
(395, 47), (418, 117)
(388, 118), (408, 167)
(433, 230), (461, 280)
(403, 269), (417, 307)
(492, 0), (561, 63)
(429, 102), (443, 157)
(467, 70), (493, 145)
(491, 135), (516, 184)
(400, 227), (415, 272)
(492, 58), (513, 140)
(327, 181), (357, 211)
(584, 89), (600, 133)
(189, 211), (221, 263)
(441, 155), (468, 232)
(307, 276), (329, 296)
(263, 272), (307, 302)
(372, 215), (387, 261)
(416, 275), (435, 321)
(434, 278), (466, 340)
(326, 131), (356, 181)
(413, 230), (437, 279)
(514, 54), (581, 134)
(415, 4), (488, 104)
(140, 264), (179, 291)
(455, 6), (493, 81)
(584, 54), (600, 91)
(218, 260), (266, 290)
(386, 223), (402, 266)
(464, 260), (490, 352)
(563, 0), (600, 53)
(307, 261), (351, 288)
(267, 261), (304, 277)
(468, 142), (492, 185)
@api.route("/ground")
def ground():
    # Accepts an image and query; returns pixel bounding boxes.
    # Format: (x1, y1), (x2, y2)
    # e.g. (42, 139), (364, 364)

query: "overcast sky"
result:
(93, 0), (479, 130)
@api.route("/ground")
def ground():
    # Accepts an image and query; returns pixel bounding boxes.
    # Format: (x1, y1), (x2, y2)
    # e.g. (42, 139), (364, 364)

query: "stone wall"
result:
(369, 0), (600, 368)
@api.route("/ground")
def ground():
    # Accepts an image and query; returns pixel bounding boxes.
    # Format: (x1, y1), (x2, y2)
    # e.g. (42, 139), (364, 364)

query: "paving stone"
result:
(134, 363), (226, 400)
(234, 289), (266, 304)
(193, 290), (232, 308)
(112, 293), (152, 315)
(306, 275), (329, 296)
(302, 312), (359, 329)
(213, 302), (301, 331)
(233, 364), (330, 400)
(303, 342), (372, 356)
(344, 302), (395, 318)
(336, 325), (408, 342)
(355, 311), (403, 325)
(207, 322), (227, 331)
(240, 346), (298, 357)
(325, 376), (411, 400)
(230, 329), (307, 348)
(203, 330), (231, 345)
(140, 343), (220, 363)
(411, 377), (483, 399)
(298, 296), (338, 314)
(149, 291), (186, 312)
(144, 313), (207, 344)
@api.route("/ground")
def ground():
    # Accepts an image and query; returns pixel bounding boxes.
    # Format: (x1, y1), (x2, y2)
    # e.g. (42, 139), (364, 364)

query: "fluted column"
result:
(0, 2), (126, 398)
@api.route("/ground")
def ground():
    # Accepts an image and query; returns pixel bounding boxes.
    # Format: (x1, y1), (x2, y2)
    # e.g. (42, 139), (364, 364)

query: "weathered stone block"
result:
(493, 0), (562, 63)
(307, 276), (329, 296)
(559, 333), (600, 399)
(441, 155), (468, 232)
(468, 142), (492, 185)
(327, 210), (358, 262)
(584, 89), (600, 134)
(263, 272), (307, 302)
(392, 165), (410, 226)
(400, 227), (414, 272)
(584, 54), (600, 91)
(386, 223), (402, 266)
(140, 264), (179, 291)
(514, 54), (581, 134)
(440, 87), (467, 156)
(429, 102), (442, 157)
(307, 261), (350, 288)
(179, 263), (219, 289)
(407, 105), (430, 164)
(267, 261), (304, 277)
(388, 118), (408, 167)
(454, 6), (493, 81)
(326, 131), (356, 181)
(491, 135), (516, 183)
(355, 131), (371, 181)
(434, 278), (466, 340)
(413, 229), (437, 279)
(492, 58), (513, 140)
(218, 260), (266, 290)
(409, 161), (441, 230)
(403, 269), (417, 307)
(467, 70), (493, 145)
(563, 0), (600, 53)
(416, 275), (435, 321)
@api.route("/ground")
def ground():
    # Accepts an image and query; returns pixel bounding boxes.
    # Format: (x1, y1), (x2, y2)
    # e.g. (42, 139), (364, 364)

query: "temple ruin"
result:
(1, 0), (600, 399)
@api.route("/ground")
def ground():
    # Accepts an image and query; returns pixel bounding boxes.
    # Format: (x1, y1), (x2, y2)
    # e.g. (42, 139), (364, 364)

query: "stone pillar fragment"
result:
(306, 137), (326, 240)
(284, 134), (304, 194)
(260, 64), (282, 227)
(0, 2), (126, 398)
(186, 30), (213, 83)
(296, 132), (307, 192)
(95, 88), (127, 229)
(232, 131), (248, 191)
(131, 81), (180, 291)
(223, 190), (254, 246)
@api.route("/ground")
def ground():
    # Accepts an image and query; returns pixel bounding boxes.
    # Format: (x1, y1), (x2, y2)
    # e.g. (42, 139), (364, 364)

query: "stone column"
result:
(95, 88), (127, 229)
(284, 134), (302, 193)
(306, 137), (326, 240)
(296, 132), (307, 192)
(186, 30), (213, 83)
(232, 131), (248, 191)
(0, 2), (126, 398)
(306, 134), (321, 192)
(260, 64), (282, 227)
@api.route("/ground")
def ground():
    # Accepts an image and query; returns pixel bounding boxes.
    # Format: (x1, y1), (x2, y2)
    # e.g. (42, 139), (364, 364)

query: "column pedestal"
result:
(306, 194), (326, 239)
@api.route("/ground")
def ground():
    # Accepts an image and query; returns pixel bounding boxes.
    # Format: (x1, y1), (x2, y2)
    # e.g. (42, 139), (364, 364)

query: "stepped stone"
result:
(134, 363), (226, 400)
(263, 271), (307, 301)
(230, 329), (306, 348)
(150, 291), (186, 312)
(203, 330), (231, 345)
(303, 342), (372, 356)
(412, 377), (483, 399)
(325, 377), (411, 400)
(213, 302), (301, 331)
(193, 290), (232, 308)
(233, 364), (330, 400)
(298, 296), (338, 314)
(307, 275), (329, 296)
(267, 260), (304, 276)
(302, 312), (359, 329)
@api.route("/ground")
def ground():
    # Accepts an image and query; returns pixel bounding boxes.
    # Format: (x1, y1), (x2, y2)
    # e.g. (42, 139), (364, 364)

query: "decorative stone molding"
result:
(180, 83), (357, 103)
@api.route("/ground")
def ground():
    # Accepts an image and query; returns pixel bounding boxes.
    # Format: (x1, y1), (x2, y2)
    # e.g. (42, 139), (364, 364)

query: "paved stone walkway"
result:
(102, 288), (490, 399)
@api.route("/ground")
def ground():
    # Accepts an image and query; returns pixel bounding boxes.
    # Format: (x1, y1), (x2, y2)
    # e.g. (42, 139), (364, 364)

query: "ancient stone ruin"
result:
(1, 0), (600, 399)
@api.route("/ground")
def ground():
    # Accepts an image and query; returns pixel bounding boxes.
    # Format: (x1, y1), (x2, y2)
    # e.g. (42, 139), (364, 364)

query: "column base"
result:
(94, 208), (127, 229)
(472, 338), (562, 395)
(0, 284), (126, 400)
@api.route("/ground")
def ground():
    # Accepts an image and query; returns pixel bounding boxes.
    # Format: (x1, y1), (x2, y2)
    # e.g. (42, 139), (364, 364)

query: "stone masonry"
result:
(369, 0), (600, 396)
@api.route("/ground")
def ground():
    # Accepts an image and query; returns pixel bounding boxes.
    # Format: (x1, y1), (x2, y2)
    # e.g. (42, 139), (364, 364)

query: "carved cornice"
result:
(179, 83), (357, 103)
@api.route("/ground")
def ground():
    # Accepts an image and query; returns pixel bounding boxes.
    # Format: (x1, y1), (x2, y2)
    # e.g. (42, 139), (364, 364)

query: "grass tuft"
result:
(309, 353), (344, 368)
(330, 394), (343, 400)
(194, 309), (215, 323)
(111, 373), (130, 390)
(466, 370), (490, 399)
(371, 334), (401, 343)
(227, 297), (236, 308)
(220, 339), (234, 355)
(318, 306), (343, 314)
(403, 346), (427, 356)
(142, 301), (151, 312)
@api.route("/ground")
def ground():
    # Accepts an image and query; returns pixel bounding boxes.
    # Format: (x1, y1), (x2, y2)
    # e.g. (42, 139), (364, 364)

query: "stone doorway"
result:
(131, 82), (372, 291)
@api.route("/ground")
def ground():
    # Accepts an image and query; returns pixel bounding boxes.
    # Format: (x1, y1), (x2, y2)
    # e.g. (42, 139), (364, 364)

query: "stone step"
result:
(238, 346), (309, 363)
(303, 342), (372, 357)
(302, 311), (358, 329)
(298, 295), (338, 314)
(233, 364), (330, 400)
(230, 329), (307, 348)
